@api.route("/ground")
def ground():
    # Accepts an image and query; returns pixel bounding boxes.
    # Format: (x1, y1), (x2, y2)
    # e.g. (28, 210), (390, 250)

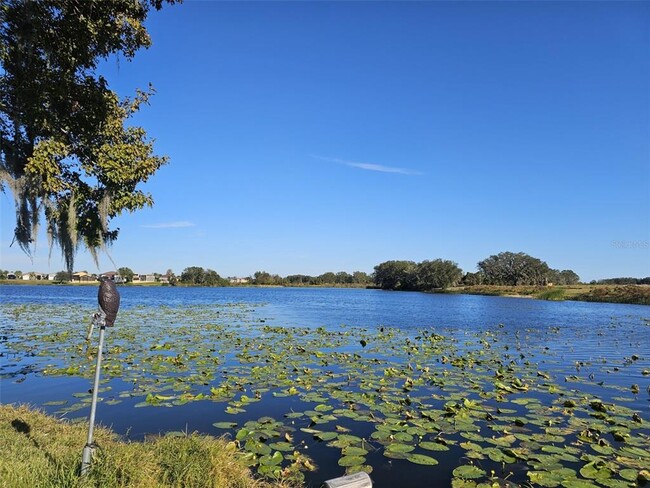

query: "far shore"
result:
(1, 280), (648, 305)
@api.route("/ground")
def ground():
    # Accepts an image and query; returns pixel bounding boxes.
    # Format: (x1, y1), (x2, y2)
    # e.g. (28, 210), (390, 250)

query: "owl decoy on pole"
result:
(98, 276), (120, 326)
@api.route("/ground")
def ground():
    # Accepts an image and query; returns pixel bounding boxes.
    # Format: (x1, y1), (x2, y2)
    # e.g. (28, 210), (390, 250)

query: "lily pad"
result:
(406, 453), (439, 465)
(453, 465), (486, 479)
(338, 455), (366, 467)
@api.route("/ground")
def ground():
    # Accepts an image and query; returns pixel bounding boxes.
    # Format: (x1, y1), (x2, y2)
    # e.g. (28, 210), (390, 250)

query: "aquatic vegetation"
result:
(1, 300), (649, 487)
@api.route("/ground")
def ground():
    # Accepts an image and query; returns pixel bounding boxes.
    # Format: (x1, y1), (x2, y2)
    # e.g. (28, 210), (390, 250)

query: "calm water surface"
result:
(1, 285), (649, 487)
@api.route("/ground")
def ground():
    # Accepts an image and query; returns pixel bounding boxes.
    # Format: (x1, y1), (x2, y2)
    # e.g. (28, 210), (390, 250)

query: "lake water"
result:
(1, 285), (649, 487)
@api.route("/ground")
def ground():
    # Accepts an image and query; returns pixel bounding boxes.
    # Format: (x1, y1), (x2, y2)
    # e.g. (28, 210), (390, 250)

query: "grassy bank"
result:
(0, 404), (281, 488)
(445, 284), (650, 305)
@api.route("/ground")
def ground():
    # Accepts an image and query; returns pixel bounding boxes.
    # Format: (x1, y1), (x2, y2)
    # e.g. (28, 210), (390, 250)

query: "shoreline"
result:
(1, 281), (648, 305)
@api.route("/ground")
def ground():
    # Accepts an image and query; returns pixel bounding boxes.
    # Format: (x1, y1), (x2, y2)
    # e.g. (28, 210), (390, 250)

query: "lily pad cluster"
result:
(1, 301), (649, 487)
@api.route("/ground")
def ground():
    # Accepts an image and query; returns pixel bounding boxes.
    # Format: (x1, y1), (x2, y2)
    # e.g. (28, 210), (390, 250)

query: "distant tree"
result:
(204, 269), (227, 286)
(352, 271), (372, 284)
(416, 259), (463, 290)
(165, 268), (177, 286)
(180, 267), (226, 286)
(318, 272), (337, 284)
(118, 267), (135, 283)
(54, 271), (71, 282)
(461, 271), (484, 286)
(597, 277), (645, 285)
(546, 269), (561, 285)
(0, 270), (7, 279)
(253, 271), (282, 285)
(285, 274), (314, 285)
(14, 270), (22, 278)
(374, 260), (418, 290)
(478, 252), (550, 286)
(558, 270), (580, 285)
(181, 266), (205, 285)
(335, 271), (353, 284)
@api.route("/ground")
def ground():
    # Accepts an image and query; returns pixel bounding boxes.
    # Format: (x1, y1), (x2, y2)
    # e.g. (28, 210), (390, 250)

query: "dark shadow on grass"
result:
(11, 418), (31, 435)
(11, 416), (62, 470)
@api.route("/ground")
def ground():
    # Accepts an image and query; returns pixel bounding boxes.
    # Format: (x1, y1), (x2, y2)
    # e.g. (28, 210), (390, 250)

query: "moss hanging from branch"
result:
(0, 0), (177, 272)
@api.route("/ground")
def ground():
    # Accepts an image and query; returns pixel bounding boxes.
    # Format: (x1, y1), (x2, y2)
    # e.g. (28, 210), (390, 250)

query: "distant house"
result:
(72, 271), (94, 282)
(229, 277), (250, 284)
(21, 272), (51, 281)
(138, 273), (156, 282)
(7, 273), (17, 280)
(100, 271), (124, 283)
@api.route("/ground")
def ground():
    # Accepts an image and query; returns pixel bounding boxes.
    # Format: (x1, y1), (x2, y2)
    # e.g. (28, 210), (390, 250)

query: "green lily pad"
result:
(618, 469), (638, 482)
(386, 442), (415, 453)
(268, 441), (293, 452)
(42, 400), (68, 406)
(419, 441), (450, 451)
(342, 446), (368, 457)
(406, 453), (439, 465)
(561, 480), (600, 488)
(259, 451), (283, 466)
(315, 431), (338, 442)
(453, 465), (486, 479)
(338, 455), (366, 467)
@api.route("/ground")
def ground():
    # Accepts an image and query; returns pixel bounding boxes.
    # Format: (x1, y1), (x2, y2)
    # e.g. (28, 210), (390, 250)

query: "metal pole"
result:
(81, 323), (106, 475)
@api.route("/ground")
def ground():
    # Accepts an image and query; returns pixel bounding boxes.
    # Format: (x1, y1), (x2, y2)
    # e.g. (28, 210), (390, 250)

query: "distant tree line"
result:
(591, 277), (650, 285)
(250, 270), (373, 286)
(372, 252), (581, 291)
(5, 252), (648, 290)
(373, 259), (463, 291)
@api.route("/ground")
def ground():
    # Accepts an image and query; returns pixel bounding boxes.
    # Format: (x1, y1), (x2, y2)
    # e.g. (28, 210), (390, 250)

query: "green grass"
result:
(536, 287), (567, 301)
(0, 404), (284, 488)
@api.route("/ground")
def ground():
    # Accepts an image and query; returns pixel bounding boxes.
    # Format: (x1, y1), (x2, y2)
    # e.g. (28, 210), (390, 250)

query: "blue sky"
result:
(1, 1), (649, 281)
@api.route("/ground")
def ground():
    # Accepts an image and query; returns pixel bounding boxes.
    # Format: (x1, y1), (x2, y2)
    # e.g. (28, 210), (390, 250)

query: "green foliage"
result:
(0, 0), (175, 272)
(547, 269), (581, 285)
(253, 271), (283, 286)
(478, 251), (551, 286)
(373, 260), (418, 290)
(537, 287), (567, 301)
(461, 271), (484, 286)
(118, 267), (135, 283)
(165, 269), (178, 286)
(373, 259), (461, 291)
(53, 271), (71, 282)
(180, 267), (228, 287)
(281, 271), (371, 286)
(416, 259), (463, 290)
(595, 277), (650, 285)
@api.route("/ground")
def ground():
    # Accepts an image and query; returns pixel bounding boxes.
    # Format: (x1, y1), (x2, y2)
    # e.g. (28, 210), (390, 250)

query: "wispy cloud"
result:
(312, 155), (423, 176)
(141, 221), (196, 229)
